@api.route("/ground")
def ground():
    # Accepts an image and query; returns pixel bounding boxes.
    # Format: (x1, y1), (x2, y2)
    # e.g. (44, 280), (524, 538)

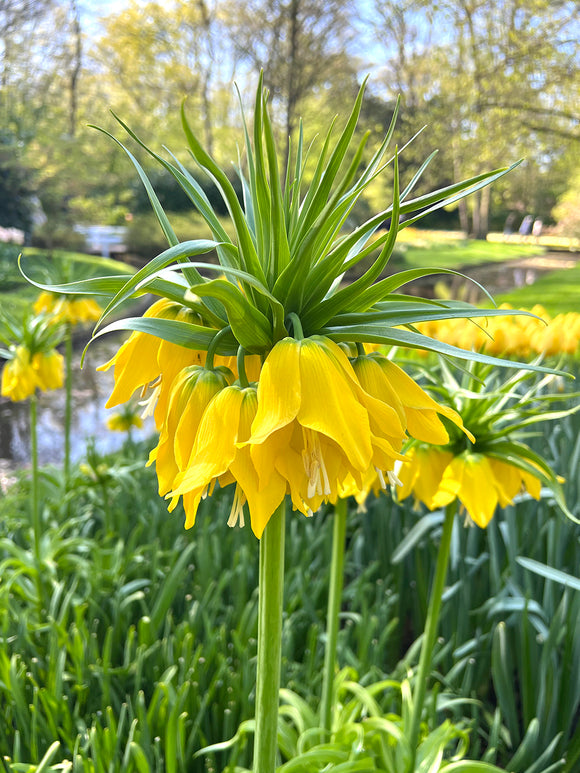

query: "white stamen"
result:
(375, 467), (387, 490)
(139, 378), (162, 418)
(227, 486), (246, 528)
(387, 469), (403, 488)
(303, 430), (332, 499)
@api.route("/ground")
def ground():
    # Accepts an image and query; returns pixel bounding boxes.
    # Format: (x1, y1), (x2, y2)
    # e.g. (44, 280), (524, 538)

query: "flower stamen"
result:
(227, 485), (246, 528)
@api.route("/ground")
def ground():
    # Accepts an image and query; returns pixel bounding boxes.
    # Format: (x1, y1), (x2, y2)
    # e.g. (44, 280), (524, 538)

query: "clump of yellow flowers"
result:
(396, 360), (575, 527)
(26, 75), (571, 773)
(34, 291), (102, 327)
(0, 312), (64, 402)
(29, 77), (558, 539)
(105, 404), (143, 433)
(417, 303), (580, 359)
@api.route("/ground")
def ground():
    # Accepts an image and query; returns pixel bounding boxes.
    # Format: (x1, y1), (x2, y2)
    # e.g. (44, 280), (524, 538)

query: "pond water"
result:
(0, 335), (156, 477)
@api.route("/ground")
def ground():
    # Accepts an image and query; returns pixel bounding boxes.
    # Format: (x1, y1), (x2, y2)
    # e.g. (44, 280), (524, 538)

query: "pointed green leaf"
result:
(189, 279), (272, 352)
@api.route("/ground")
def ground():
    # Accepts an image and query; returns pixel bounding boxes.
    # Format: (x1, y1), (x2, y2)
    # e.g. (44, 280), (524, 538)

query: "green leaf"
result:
(94, 239), (222, 332)
(340, 265), (494, 316)
(516, 557), (580, 592)
(193, 719), (255, 758)
(181, 102), (267, 291)
(441, 763), (507, 772)
(83, 317), (238, 365)
(292, 78), (368, 247)
(302, 152), (401, 328)
(89, 124), (179, 249)
(188, 278), (272, 351)
(18, 258), (133, 297)
(391, 513), (445, 564)
(321, 323), (568, 376)
(491, 622), (520, 745)
(175, 261), (286, 339)
(110, 112), (236, 268)
(485, 440), (575, 521)
(327, 303), (535, 330)
(262, 89), (291, 279)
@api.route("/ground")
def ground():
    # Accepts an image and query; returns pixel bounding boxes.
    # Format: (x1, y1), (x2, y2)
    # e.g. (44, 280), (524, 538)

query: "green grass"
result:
(397, 239), (544, 270)
(496, 262), (580, 314)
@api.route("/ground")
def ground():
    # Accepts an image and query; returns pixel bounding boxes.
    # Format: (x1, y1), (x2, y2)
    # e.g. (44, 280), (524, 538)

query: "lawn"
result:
(395, 230), (544, 270)
(497, 262), (580, 315)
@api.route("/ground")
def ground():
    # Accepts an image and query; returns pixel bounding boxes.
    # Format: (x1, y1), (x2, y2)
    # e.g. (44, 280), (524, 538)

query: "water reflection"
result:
(0, 337), (155, 468)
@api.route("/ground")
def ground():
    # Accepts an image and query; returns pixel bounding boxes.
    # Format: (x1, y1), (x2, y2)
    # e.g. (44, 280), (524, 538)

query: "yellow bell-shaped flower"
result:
(168, 385), (287, 538)
(32, 349), (64, 392)
(98, 298), (205, 424)
(1, 346), (39, 402)
(148, 364), (233, 496)
(245, 336), (407, 515)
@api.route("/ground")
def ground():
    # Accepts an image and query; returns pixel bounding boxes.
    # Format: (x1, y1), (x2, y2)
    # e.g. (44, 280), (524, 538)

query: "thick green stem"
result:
(408, 502), (456, 765)
(30, 394), (41, 563)
(64, 324), (73, 488)
(320, 497), (348, 734)
(253, 499), (286, 773)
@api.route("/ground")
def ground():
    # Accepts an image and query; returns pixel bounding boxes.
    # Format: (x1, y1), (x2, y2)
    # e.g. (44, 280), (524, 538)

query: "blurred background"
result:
(0, 0), (578, 260)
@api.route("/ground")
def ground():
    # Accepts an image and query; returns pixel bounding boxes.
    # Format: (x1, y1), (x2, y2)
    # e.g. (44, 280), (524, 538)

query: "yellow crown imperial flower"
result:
(397, 449), (543, 529)
(395, 361), (574, 527)
(351, 353), (474, 445)
(34, 291), (103, 327)
(32, 349), (64, 392)
(30, 76), (570, 536)
(1, 346), (38, 402)
(168, 385), (288, 538)
(106, 410), (143, 432)
(245, 336), (408, 517)
(98, 298), (206, 425)
(148, 364), (234, 496)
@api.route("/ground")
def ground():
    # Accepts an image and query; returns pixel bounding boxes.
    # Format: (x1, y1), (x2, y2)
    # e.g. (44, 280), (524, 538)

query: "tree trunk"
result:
(472, 185), (490, 239)
(284, 0), (300, 177)
(68, 0), (82, 138)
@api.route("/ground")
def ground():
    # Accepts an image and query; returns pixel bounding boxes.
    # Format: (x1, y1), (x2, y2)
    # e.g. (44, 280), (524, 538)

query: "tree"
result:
(224, 0), (359, 166)
(92, 0), (232, 157)
(371, 0), (580, 237)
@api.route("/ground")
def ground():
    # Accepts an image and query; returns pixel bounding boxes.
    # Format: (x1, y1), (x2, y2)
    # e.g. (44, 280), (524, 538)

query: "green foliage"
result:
(30, 223), (88, 253)
(0, 368), (578, 771)
(0, 243), (24, 292)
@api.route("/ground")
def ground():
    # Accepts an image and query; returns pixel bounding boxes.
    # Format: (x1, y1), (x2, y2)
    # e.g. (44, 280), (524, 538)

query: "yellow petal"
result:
(352, 355), (406, 427)
(378, 359), (474, 444)
(229, 389), (286, 538)
(414, 448), (455, 508)
(297, 338), (372, 472)
(488, 458), (522, 507)
(520, 468), (542, 500)
(98, 331), (162, 407)
(441, 454), (498, 528)
(171, 386), (245, 495)
(250, 338), (301, 444)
